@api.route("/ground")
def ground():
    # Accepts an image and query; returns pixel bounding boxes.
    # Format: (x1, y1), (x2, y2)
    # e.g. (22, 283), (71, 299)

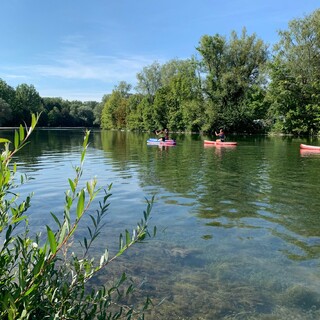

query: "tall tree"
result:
(101, 88), (128, 130)
(0, 79), (15, 106)
(126, 94), (145, 130)
(14, 84), (44, 125)
(267, 9), (320, 134)
(0, 98), (12, 126)
(47, 106), (63, 126)
(197, 29), (268, 132)
(0, 79), (15, 126)
(135, 61), (162, 103)
(77, 104), (95, 127)
(152, 58), (204, 132)
(115, 81), (132, 98)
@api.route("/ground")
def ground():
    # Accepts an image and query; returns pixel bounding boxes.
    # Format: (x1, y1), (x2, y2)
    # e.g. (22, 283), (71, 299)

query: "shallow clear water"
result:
(2, 128), (320, 319)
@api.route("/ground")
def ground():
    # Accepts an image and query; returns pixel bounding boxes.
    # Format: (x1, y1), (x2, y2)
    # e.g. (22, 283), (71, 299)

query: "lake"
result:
(1, 128), (320, 319)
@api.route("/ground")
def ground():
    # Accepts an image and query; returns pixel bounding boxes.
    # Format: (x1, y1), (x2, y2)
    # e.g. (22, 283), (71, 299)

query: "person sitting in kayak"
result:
(155, 129), (163, 140)
(215, 128), (225, 142)
(163, 128), (169, 141)
(155, 128), (169, 141)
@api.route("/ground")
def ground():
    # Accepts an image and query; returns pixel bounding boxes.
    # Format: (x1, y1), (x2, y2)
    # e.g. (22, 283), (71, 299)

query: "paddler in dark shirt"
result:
(215, 128), (225, 142)
(156, 128), (169, 141)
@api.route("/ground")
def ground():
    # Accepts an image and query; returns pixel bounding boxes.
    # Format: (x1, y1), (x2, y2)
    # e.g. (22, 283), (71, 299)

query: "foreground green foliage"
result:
(0, 114), (155, 319)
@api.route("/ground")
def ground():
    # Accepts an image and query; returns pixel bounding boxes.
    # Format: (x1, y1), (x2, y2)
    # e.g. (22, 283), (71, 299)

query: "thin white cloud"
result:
(3, 55), (157, 83)
(0, 38), (167, 101)
(1, 73), (29, 80)
(39, 87), (107, 101)
(2, 31), (164, 80)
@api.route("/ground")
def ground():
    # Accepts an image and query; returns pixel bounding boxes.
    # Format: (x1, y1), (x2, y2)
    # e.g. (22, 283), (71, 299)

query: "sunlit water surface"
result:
(2, 128), (320, 319)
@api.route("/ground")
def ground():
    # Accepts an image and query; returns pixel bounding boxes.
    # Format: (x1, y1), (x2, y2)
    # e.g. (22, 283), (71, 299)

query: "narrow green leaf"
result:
(87, 226), (93, 238)
(58, 221), (68, 243)
(65, 193), (73, 210)
(33, 253), (45, 276)
(125, 230), (130, 246)
(0, 138), (10, 143)
(14, 130), (19, 149)
(24, 286), (35, 297)
(89, 214), (97, 228)
(12, 215), (27, 224)
(5, 225), (13, 242)
(64, 206), (71, 223)
(83, 130), (90, 147)
(46, 226), (57, 254)
(86, 181), (92, 197)
(81, 149), (86, 163)
(126, 284), (134, 295)
(76, 190), (85, 219)
(19, 124), (25, 142)
(119, 233), (123, 250)
(50, 212), (61, 228)
(31, 113), (37, 128)
(68, 178), (75, 193)
(116, 272), (127, 286)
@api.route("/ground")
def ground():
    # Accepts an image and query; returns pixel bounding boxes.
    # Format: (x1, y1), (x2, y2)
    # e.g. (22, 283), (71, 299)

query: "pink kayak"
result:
(204, 140), (238, 146)
(300, 144), (320, 150)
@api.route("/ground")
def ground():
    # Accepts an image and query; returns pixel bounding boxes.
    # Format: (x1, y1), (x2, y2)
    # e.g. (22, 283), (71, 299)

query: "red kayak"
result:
(204, 140), (237, 146)
(300, 144), (320, 150)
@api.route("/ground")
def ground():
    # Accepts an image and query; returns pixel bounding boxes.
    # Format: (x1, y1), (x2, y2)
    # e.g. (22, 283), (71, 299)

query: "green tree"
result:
(96, 95), (109, 128)
(149, 58), (204, 132)
(93, 101), (104, 127)
(69, 100), (86, 126)
(0, 79), (15, 126)
(0, 98), (13, 126)
(13, 84), (44, 126)
(47, 106), (63, 126)
(0, 79), (15, 106)
(167, 60), (203, 131)
(140, 96), (155, 131)
(77, 104), (95, 127)
(267, 9), (320, 134)
(136, 62), (162, 103)
(126, 94), (145, 130)
(152, 87), (171, 130)
(197, 28), (268, 132)
(43, 97), (65, 127)
(101, 91), (127, 130)
(101, 82), (133, 130)
(115, 81), (132, 98)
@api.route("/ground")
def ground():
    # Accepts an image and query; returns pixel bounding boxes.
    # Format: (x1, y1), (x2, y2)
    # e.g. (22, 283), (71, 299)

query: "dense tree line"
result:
(0, 82), (103, 127)
(1, 9), (320, 135)
(101, 9), (320, 135)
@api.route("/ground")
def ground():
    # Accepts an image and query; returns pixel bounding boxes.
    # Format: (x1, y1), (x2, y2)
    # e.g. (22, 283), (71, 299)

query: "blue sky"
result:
(0, 1), (319, 102)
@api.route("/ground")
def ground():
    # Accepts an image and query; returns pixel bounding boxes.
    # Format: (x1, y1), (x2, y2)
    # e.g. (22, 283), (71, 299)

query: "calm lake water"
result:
(2, 128), (320, 319)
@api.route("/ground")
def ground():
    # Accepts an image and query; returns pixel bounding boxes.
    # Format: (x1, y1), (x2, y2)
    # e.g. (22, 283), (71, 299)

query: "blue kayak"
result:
(147, 138), (176, 146)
